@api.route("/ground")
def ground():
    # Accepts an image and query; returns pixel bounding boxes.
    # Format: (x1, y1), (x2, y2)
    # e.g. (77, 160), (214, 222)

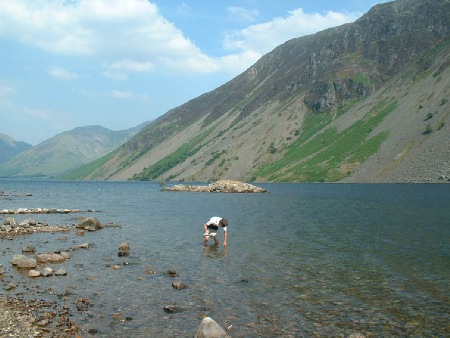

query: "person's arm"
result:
(204, 223), (208, 233)
(223, 231), (228, 246)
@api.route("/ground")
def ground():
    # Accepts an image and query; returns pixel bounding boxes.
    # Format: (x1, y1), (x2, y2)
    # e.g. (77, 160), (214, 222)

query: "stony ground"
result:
(0, 297), (74, 337)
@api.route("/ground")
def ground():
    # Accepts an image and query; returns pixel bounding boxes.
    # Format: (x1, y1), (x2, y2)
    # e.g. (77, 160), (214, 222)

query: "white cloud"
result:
(110, 59), (154, 73)
(23, 107), (55, 119)
(113, 90), (147, 100)
(48, 66), (78, 80)
(210, 8), (360, 76)
(176, 2), (192, 17)
(223, 8), (359, 56)
(0, 84), (16, 96)
(103, 70), (129, 81)
(227, 7), (259, 23)
(0, 0), (212, 71)
(0, 1), (362, 78)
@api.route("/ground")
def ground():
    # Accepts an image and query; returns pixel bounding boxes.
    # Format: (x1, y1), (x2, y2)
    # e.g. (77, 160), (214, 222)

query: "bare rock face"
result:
(194, 317), (230, 338)
(162, 180), (268, 193)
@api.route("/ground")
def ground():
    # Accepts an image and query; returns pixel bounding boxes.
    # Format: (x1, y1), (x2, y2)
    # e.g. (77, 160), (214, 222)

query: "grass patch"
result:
(57, 147), (120, 180)
(257, 100), (396, 182)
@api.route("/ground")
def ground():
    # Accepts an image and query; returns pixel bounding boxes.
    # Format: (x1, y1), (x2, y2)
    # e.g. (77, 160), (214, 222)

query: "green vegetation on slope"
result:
(57, 147), (120, 180)
(256, 100), (396, 182)
(133, 126), (216, 181)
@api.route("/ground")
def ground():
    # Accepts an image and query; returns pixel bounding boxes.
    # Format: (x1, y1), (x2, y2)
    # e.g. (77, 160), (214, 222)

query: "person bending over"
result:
(203, 217), (228, 247)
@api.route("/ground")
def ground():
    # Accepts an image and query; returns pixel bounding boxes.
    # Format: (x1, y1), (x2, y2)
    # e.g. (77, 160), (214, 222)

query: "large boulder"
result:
(194, 317), (230, 338)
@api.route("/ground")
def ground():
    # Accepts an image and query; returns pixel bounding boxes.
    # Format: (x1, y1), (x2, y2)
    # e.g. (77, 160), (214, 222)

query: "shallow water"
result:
(0, 180), (449, 337)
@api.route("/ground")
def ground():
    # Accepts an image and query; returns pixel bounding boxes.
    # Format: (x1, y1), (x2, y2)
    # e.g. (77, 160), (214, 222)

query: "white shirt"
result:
(207, 217), (228, 232)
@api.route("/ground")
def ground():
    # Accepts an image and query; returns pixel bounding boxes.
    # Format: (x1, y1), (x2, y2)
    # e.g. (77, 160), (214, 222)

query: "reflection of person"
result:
(203, 217), (228, 247)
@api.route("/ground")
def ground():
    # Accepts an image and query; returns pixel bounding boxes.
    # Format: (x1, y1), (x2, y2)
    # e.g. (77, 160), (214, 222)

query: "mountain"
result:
(0, 123), (149, 178)
(0, 133), (32, 165)
(63, 0), (450, 183)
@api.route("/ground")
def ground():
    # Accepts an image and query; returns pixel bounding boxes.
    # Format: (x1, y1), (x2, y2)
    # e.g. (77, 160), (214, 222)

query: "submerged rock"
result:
(22, 245), (36, 253)
(55, 268), (68, 276)
(172, 282), (188, 290)
(163, 305), (185, 314)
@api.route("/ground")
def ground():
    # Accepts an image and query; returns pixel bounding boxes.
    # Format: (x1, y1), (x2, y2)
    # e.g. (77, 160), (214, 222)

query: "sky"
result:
(0, 0), (390, 145)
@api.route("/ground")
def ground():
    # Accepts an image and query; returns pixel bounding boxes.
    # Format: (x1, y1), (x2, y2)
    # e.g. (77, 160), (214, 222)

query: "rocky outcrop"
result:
(162, 180), (268, 193)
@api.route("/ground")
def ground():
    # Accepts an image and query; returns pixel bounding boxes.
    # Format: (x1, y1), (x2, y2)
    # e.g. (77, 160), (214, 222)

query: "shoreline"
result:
(0, 296), (77, 337)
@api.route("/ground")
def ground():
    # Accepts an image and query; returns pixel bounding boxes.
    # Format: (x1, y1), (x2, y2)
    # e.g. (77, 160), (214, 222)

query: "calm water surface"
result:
(0, 180), (449, 337)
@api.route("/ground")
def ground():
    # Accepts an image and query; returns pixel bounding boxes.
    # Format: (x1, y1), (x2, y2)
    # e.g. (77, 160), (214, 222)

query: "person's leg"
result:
(203, 235), (209, 246)
(214, 235), (219, 246)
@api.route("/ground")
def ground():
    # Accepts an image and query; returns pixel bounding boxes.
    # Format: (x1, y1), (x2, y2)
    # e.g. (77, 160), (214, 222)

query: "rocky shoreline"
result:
(0, 215), (109, 337)
(0, 296), (77, 337)
(0, 207), (230, 337)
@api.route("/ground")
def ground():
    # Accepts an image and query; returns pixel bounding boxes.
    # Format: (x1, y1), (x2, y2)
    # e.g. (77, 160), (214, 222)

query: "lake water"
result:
(0, 180), (449, 337)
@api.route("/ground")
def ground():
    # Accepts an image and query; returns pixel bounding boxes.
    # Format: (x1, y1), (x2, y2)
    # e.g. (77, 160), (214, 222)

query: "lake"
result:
(0, 179), (449, 337)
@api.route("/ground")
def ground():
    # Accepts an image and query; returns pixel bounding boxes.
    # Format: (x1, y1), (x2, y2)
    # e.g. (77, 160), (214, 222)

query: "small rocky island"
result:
(161, 180), (268, 193)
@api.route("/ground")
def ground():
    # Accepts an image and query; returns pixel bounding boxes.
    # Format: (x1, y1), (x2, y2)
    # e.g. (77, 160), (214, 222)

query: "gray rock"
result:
(4, 217), (17, 227)
(118, 242), (130, 251)
(29, 270), (41, 277)
(163, 305), (185, 314)
(42, 267), (54, 277)
(172, 282), (188, 289)
(36, 253), (66, 263)
(76, 217), (103, 231)
(55, 268), (67, 276)
(10, 255), (37, 268)
(194, 317), (230, 338)
(4, 284), (17, 291)
(22, 245), (36, 253)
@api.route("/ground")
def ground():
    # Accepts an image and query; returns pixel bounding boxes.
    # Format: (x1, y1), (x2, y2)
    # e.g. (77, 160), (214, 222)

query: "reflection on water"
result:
(203, 245), (228, 259)
(0, 180), (449, 337)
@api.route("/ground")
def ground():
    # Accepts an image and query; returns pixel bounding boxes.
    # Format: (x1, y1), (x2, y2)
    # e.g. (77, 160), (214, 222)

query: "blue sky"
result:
(0, 0), (389, 145)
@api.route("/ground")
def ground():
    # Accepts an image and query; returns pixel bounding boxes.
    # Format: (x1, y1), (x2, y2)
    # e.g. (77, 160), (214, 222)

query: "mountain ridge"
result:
(0, 123), (149, 178)
(10, 0), (450, 183)
(0, 133), (32, 165)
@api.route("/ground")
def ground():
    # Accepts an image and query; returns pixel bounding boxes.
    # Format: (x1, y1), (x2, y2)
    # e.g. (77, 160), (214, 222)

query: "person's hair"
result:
(220, 218), (228, 227)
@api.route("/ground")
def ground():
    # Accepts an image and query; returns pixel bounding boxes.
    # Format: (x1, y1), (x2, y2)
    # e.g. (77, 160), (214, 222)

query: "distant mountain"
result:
(0, 123), (149, 178)
(0, 133), (32, 165)
(41, 0), (450, 183)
